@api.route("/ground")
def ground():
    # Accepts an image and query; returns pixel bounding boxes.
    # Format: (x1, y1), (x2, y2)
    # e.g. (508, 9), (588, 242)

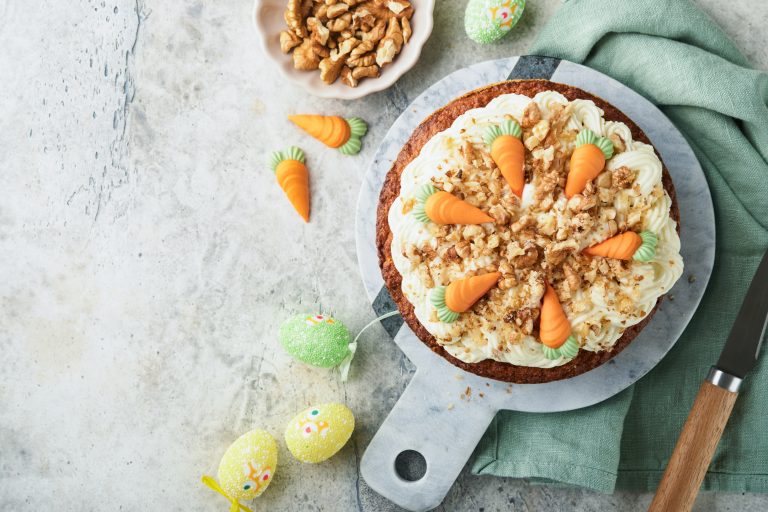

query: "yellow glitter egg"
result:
(217, 429), (277, 501)
(285, 403), (354, 463)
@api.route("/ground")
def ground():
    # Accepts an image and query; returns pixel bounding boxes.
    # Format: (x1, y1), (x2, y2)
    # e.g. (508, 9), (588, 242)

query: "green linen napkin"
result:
(472, 0), (768, 493)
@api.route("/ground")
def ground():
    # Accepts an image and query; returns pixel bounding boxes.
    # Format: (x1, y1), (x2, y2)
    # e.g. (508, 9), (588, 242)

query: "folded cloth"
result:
(472, 0), (768, 493)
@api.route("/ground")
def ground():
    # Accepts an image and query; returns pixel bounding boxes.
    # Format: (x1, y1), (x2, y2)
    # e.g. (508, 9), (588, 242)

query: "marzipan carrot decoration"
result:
(413, 184), (494, 225)
(584, 231), (658, 262)
(269, 146), (310, 222)
(430, 272), (502, 323)
(564, 128), (614, 198)
(288, 115), (368, 155)
(484, 119), (525, 197)
(539, 283), (580, 360)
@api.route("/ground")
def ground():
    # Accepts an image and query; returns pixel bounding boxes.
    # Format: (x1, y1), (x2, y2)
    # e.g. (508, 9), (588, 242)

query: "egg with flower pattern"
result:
(465, 0), (525, 44)
(217, 429), (277, 500)
(285, 403), (355, 463)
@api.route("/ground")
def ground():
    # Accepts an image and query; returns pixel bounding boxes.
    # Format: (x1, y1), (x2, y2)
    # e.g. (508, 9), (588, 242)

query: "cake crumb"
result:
(447, 403), (455, 411)
(688, 274), (697, 283)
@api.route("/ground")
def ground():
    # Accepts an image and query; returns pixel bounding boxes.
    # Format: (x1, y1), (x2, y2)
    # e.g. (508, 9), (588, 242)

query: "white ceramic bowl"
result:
(253, 0), (435, 100)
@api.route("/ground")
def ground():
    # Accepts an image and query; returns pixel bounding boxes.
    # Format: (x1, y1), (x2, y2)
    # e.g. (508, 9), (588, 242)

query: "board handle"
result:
(360, 369), (496, 512)
(648, 374), (739, 512)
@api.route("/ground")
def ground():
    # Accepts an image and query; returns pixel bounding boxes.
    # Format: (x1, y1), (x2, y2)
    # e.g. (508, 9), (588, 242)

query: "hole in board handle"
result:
(394, 450), (427, 482)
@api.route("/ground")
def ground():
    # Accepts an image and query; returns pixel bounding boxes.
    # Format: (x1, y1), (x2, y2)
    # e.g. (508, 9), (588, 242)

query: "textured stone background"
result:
(1, 1), (766, 511)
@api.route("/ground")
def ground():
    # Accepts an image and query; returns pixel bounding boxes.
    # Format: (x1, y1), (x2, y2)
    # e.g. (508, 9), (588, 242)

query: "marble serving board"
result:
(354, 56), (715, 512)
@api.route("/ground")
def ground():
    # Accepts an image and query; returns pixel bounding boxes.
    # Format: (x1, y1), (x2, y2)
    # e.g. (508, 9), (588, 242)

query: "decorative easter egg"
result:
(217, 429), (278, 501)
(465, 0), (525, 44)
(279, 314), (351, 368)
(285, 403), (355, 463)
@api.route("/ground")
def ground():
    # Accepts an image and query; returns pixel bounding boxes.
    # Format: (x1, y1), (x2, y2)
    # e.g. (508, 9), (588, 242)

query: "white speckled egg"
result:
(284, 403), (355, 463)
(217, 429), (278, 500)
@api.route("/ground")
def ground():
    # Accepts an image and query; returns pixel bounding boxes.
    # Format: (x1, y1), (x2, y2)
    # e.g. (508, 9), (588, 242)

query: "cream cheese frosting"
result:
(388, 90), (684, 368)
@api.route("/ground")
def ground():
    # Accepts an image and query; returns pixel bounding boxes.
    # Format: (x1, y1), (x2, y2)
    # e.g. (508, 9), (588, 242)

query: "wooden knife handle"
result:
(648, 380), (738, 512)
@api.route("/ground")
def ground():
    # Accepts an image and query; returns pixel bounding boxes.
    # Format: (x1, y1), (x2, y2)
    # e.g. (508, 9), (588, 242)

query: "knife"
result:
(649, 249), (768, 512)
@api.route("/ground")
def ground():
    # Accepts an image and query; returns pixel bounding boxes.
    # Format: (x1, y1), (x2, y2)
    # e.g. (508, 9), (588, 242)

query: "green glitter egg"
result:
(465, 0), (525, 44)
(279, 314), (351, 368)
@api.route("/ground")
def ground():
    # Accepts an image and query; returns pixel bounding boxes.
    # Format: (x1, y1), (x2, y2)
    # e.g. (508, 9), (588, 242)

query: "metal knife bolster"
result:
(706, 367), (742, 393)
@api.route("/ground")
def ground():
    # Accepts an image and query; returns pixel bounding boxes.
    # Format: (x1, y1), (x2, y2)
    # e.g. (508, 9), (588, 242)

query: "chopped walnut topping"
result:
(547, 239), (579, 266)
(563, 262), (582, 291)
(613, 166), (636, 189)
(524, 119), (551, 150)
(521, 102), (542, 128)
(609, 132), (626, 153)
(514, 243), (539, 268)
(510, 215), (535, 233)
(596, 171), (612, 189)
(489, 204), (509, 225)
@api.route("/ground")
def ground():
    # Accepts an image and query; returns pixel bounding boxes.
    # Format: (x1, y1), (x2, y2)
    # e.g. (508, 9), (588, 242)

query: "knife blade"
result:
(714, 248), (768, 381)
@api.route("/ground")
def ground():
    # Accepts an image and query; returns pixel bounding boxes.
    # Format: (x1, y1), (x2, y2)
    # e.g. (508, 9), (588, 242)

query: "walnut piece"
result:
(293, 39), (320, 70)
(521, 102), (542, 128)
(283, 0), (307, 38)
(319, 51), (347, 84)
(514, 243), (539, 268)
(280, 30), (302, 53)
(352, 8), (375, 30)
(524, 119), (551, 150)
(348, 52), (376, 67)
(351, 64), (379, 79)
(613, 166), (636, 189)
(362, 19), (387, 42)
(327, 12), (352, 31)
(387, 0), (413, 18)
(326, 2), (349, 17)
(401, 16), (412, 43)
(306, 17), (330, 45)
(311, 41), (330, 58)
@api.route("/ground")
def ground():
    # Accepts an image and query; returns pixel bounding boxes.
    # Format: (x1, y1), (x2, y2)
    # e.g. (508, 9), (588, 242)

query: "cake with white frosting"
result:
(376, 80), (683, 383)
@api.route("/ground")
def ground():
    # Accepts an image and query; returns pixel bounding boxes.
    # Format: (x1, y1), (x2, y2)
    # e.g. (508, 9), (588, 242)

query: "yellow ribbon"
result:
(201, 475), (254, 512)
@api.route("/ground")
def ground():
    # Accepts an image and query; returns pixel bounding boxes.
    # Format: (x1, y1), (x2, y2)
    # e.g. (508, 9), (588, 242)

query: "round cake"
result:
(376, 80), (684, 383)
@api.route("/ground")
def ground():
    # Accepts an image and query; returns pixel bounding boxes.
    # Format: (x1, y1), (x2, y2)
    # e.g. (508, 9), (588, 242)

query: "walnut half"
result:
(280, 30), (302, 53)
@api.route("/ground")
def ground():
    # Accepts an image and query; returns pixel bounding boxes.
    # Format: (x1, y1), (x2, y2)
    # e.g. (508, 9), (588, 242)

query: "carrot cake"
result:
(376, 80), (683, 383)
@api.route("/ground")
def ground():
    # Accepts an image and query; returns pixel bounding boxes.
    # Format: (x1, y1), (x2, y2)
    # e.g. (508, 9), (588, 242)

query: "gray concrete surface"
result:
(1, 0), (766, 511)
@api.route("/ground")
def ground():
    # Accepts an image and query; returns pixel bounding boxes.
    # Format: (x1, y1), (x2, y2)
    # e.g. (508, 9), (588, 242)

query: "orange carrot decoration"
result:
(430, 272), (502, 323)
(484, 120), (525, 197)
(539, 283), (572, 349)
(584, 231), (658, 262)
(269, 147), (310, 222)
(564, 128), (614, 198)
(539, 283), (581, 360)
(288, 115), (368, 155)
(413, 184), (494, 225)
